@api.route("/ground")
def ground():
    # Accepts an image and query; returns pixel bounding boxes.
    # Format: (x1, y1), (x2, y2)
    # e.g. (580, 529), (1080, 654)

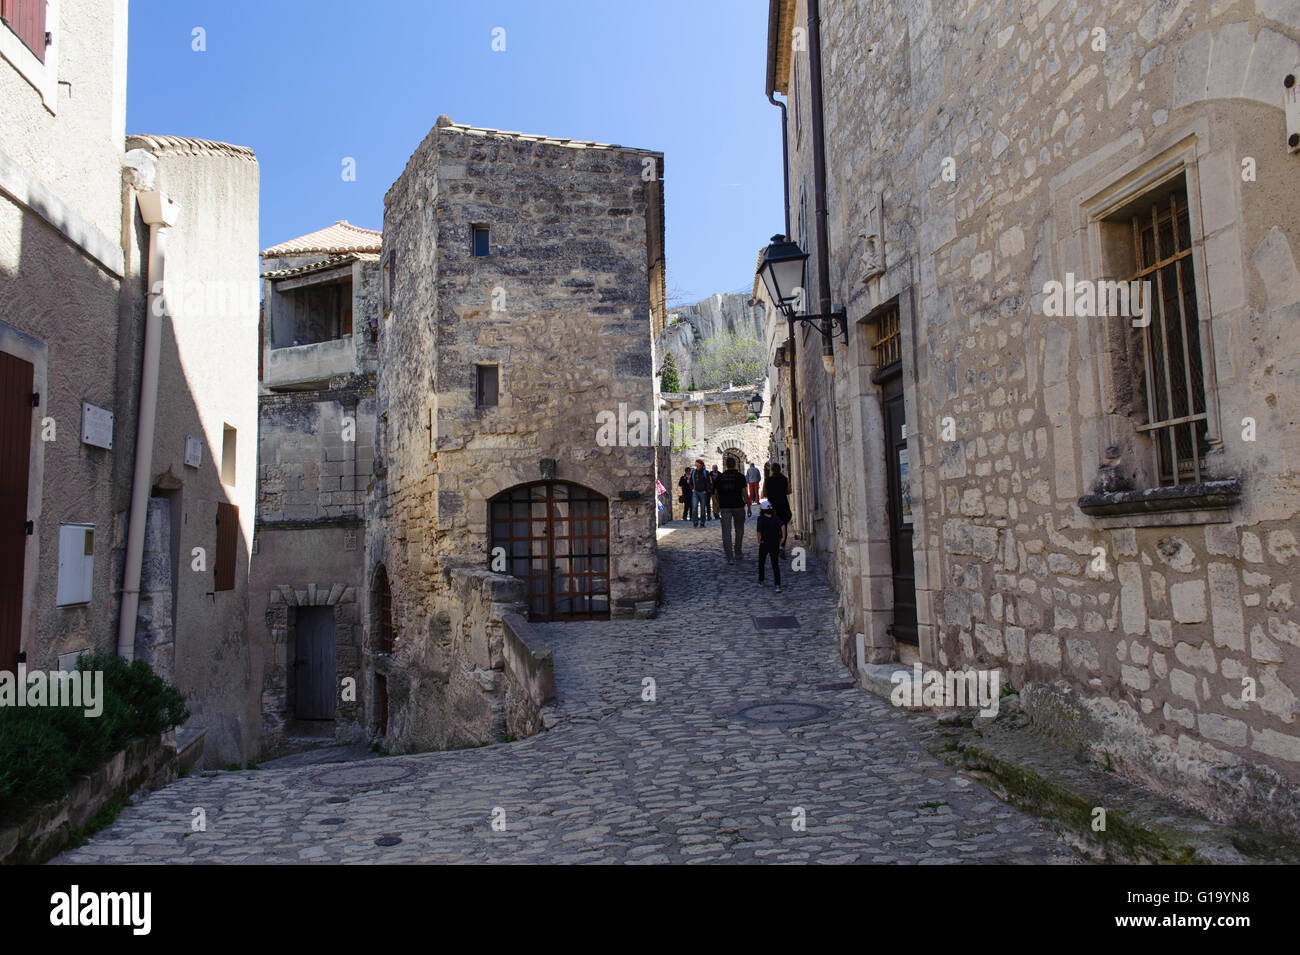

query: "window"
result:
(476, 364), (499, 408)
(214, 502), (237, 592)
(221, 425), (237, 486)
(1097, 175), (1211, 489)
(2, 0), (47, 63)
(1, 0), (58, 113)
(1126, 186), (1208, 486)
(872, 304), (902, 368)
(472, 224), (490, 257)
(809, 409), (822, 512)
(371, 564), (393, 654)
(793, 58), (802, 138)
(382, 252), (395, 314)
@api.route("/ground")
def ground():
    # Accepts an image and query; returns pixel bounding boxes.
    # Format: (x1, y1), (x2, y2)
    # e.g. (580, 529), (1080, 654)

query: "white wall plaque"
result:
(80, 402), (113, 449)
(185, 435), (203, 468)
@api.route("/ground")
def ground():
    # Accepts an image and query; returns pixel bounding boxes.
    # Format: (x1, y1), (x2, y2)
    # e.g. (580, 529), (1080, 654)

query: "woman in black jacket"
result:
(677, 468), (693, 521)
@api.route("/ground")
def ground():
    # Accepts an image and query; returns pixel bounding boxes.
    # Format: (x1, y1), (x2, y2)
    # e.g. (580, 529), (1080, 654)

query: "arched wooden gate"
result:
(489, 481), (611, 620)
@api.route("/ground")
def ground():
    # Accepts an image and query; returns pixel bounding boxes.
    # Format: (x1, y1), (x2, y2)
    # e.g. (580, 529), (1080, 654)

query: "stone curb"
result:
(856, 668), (1299, 863)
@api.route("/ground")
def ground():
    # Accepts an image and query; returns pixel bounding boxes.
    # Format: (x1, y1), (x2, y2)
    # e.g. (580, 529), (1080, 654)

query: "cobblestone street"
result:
(54, 520), (1079, 864)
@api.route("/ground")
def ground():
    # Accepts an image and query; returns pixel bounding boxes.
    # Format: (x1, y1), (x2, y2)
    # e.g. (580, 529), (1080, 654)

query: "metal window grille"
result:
(373, 566), (393, 654)
(1130, 190), (1209, 486)
(873, 304), (901, 368)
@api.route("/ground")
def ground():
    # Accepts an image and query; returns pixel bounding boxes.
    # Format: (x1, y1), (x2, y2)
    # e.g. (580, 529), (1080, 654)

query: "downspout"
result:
(766, 0), (798, 453)
(807, 0), (844, 531)
(118, 190), (179, 659)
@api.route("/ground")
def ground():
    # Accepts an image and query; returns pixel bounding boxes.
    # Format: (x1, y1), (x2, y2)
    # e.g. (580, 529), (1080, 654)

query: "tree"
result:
(660, 352), (681, 393)
(696, 331), (766, 390)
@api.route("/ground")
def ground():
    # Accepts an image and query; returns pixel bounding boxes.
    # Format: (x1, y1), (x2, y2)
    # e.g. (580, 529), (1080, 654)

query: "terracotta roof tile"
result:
(261, 220), (382, 257)
(126, 134), (257, 161)
(261, 252), (378, 279)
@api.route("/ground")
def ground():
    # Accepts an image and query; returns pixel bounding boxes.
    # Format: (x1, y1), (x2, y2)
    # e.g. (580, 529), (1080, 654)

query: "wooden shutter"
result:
(214, 502), (238, 592)
(0, 351), (34, 670)
(1, 0), (47, 63)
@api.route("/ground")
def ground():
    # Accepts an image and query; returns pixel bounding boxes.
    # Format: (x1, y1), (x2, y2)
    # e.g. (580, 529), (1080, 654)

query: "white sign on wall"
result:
(185, 435), (203, 468)
(80, 402), (114, 450)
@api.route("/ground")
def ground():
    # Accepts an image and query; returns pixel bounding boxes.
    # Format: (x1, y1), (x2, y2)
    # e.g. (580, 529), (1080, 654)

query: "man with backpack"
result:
(712, 456), (749, 561)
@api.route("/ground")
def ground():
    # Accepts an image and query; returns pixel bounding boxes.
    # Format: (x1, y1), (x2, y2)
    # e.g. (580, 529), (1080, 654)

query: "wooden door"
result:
(294, 606), (336, 719)
(0, 352), (34, 671)
(490, 482), (610, 621)
(881, 370), (917, 644)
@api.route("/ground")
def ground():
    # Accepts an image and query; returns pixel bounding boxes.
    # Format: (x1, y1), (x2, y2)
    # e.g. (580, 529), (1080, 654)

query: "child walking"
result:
(756, 500), (783, 592)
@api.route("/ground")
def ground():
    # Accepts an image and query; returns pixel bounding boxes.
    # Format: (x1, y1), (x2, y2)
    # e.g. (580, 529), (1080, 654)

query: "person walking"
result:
(712, 456), (749, 561)
(763, 462), (792, 558)
(706, 464), (721, 522)
(677, 467), (693, 522)
(689, 460), (712, 528)
(745, 461), (762, 516)
(756, 500), (783, 591)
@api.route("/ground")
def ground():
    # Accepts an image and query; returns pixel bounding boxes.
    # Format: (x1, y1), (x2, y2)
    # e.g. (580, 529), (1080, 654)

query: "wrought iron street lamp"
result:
(756, 234), (847, 374)
(747, 392), (764, 416)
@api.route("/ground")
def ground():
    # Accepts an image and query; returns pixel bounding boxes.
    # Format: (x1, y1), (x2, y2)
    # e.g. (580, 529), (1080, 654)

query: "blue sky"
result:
(126, 0), (785, 306)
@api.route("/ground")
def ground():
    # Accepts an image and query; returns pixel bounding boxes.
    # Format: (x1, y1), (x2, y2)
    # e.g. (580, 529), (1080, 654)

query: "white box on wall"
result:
(56, 523), (95, 606)
(80, 402), (113, 449)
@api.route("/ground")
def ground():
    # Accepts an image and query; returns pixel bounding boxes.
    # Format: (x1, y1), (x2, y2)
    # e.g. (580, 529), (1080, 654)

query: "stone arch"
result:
(717, 443), (748, 470)
(469, 462), (625, 537)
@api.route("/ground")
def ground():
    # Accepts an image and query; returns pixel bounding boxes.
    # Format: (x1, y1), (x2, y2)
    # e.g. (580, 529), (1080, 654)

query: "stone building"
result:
(659, 382), (772, 505)
(366, 116), (666, 752)
(249, 221), (381, 756)
(1, 0), (261, 766)
(762, 0), (1300, 835)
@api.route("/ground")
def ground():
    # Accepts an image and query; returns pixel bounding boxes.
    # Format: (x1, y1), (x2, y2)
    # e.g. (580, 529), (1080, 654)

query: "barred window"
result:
(1127, 185), (1209, 486)
(872, 303), (901, 368)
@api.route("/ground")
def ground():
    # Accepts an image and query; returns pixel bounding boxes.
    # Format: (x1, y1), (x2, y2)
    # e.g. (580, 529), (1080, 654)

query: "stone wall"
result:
(372, 568), (528, 753)
(769, 0), (1300, 828)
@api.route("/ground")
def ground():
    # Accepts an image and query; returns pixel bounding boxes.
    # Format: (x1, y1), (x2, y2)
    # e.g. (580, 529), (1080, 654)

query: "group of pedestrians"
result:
(676, 457), (793, 590)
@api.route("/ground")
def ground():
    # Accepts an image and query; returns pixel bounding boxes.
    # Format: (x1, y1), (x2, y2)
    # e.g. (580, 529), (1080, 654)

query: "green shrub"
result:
(0, 653), (188, 825)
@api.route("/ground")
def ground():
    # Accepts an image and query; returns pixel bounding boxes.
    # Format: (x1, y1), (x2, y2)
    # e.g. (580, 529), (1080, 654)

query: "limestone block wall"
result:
(371, 568), (527, 754)
(258, 383), (377, 523)
(775, 0), (1300, 827)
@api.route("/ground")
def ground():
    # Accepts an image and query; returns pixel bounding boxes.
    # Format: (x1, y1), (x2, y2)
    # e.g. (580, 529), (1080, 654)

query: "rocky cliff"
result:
(657, 292), (765, 391)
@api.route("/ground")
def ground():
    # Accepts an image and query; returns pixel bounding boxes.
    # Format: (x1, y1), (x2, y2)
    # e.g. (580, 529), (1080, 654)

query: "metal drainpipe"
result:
(118, 190), (179, 659)
(807, 0), (844, 531)
(768, 90), (799, 448)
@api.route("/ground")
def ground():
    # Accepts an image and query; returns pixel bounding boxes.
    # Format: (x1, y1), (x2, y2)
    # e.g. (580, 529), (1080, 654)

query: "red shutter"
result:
(0, 351), (34, 671)
(214, 502), (238, 592)
(1, 0), (48, 64)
